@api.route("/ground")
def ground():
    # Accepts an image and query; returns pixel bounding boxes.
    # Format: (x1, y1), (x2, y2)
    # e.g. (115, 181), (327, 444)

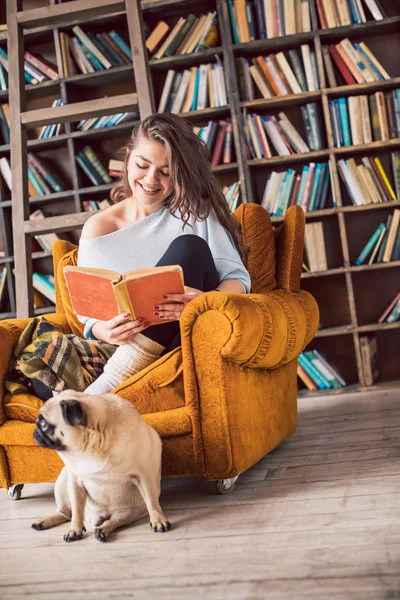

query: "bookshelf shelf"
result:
(2, 0), (399, 398)
(241, 91), (322, 111)
(248, 149), (330, 168)
(149, 47), (224, 71)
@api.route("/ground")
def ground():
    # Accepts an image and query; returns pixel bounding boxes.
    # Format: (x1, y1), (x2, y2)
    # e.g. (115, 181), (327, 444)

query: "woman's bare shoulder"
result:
(80, 202), (124, 240)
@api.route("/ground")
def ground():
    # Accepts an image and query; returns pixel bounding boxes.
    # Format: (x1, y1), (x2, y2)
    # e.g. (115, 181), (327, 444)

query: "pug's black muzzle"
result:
(33, 423), (65, 451)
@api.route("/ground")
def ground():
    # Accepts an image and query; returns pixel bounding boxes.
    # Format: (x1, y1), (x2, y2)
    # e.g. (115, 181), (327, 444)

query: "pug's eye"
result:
(39, 417), (48, 431)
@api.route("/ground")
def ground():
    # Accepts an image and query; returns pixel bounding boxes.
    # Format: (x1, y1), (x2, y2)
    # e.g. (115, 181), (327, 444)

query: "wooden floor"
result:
(0, 389), (399, 600)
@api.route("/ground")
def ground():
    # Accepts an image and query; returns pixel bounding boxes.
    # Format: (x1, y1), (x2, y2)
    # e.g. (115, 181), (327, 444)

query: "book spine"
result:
(73, 26), (112, 69)
(82, 146), (112, 184)
(24, 51), (59, 80)
(298, 352), (331, 389)
(108, 31), (132, 61)
(75, 152), (103, 186)
(355, 222), (385, 265)
(27, 153), (63, 192)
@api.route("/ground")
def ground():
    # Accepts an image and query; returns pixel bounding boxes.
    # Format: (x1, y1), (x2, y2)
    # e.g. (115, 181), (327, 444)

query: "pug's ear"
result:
(60, 400), (87, 427)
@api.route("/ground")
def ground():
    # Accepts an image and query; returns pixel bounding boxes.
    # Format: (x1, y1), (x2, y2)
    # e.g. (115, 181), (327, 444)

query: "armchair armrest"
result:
(180, 289), (319, 369)
(0, 313), (71, 423)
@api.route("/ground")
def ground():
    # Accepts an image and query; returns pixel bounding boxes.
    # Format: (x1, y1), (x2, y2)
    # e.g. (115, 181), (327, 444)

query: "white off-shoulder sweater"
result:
(77, 206), (251, 339)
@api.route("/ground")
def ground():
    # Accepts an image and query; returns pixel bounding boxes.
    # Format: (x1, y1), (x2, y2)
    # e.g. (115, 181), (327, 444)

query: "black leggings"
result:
(144, 235), (219, 352)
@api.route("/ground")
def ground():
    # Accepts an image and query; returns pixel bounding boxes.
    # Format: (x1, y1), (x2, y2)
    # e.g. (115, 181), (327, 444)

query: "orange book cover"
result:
(64, 265), (184, 325)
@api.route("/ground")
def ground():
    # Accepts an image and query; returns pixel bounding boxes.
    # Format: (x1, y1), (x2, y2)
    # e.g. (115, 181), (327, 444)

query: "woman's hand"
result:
(92, 313), (149, 345)
(154, 286), (203, 321)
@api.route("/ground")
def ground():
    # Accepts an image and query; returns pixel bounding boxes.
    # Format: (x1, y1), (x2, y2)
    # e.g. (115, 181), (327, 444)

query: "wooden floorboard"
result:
(0, 389), (399, 599)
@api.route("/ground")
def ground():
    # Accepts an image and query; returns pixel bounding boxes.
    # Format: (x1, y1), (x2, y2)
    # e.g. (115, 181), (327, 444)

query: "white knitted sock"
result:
(85, 334), (165, 395)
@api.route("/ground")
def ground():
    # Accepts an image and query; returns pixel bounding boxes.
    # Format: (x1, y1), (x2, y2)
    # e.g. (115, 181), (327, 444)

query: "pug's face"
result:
(33, 392), (88, 453)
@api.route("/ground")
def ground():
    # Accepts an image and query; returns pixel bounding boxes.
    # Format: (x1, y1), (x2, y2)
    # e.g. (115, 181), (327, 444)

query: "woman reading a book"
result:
(78, 113), (250, 394)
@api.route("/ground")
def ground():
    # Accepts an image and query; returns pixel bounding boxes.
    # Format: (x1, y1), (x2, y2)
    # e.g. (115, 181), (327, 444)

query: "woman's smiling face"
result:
(127, 136), (173, 211)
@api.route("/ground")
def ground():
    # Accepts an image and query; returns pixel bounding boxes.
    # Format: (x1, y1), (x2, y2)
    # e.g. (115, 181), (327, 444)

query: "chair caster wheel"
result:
(215, 476), (238, 495)
(8, 484), (24, 501)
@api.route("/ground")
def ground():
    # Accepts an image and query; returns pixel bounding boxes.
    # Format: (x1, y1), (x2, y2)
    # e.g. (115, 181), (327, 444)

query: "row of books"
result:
(146, 12), (219, 59)
(337, 153), (399, 207)
(76, 111), (139, 132)
(223, 182), (241, 213)
(0, 103), (9, 145)
(261, 161), (331, 215)
(82, 199), (113, 212)
(330, 90), (400, 148)
(194, 120), (234, 166)
(323, 39), (390, 88)
(378, 291), (400, 324)
(297, 349), (346, 391)
(38, 99), (64, 140)
(75, 146), (112, 187)
(229, 0), (312, 43)
(29, 209), (60, 253)
(0, 46), (58, 89)
(237, 45), (320, 103)
(304, 221), (328, 271)
(316, 0), (387, 29)
(59, 27), (132, 77)
(355, 209), (400, 266)
(244, 104), (325, 160)
(0, 154), (64, 197)
(158, 60), (228, 114)
(32, 272), (56, 305)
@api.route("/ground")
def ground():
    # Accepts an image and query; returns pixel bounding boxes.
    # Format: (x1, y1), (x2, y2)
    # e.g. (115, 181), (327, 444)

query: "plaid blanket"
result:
(6, 317), (116, 395)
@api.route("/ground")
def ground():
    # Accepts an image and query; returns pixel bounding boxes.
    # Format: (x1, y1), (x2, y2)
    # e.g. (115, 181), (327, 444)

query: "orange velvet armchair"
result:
(0, 204), (319, 499)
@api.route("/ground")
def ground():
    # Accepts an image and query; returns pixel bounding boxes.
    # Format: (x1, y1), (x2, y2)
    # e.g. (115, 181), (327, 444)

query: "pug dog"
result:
(31, 390), (171, 542)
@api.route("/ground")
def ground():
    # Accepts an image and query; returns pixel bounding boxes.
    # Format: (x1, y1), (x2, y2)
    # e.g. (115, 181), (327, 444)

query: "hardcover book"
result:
(64, 264), (185, 324)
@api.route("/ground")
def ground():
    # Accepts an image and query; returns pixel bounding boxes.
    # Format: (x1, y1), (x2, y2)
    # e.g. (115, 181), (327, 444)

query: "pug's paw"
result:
(94, 528), (108, 542)
(32, 520), (45, 531)
(63, 528), (85, 542)
(150, 518), (171, 533)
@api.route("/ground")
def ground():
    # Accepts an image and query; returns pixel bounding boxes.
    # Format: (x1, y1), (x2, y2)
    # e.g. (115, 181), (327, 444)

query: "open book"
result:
(64, 264), (184, 325)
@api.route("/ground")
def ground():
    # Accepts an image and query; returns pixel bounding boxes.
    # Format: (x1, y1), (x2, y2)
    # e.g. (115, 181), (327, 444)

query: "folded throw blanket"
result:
(6, 317), (116, 395)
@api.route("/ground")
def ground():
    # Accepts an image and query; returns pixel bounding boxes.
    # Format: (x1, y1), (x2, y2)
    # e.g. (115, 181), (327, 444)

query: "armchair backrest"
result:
(52, 204), (305, 335)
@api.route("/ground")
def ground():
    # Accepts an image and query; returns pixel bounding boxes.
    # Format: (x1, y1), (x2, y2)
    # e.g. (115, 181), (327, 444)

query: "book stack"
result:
(108, 159), (123, 179)
(359, 335), (379, 386)
(158, 59), (228, 113)
(29, 209), (60, 253)
(237, 45), (320, 102)
(261, 162), (331, 215)
(330, 89), (400, 148)
(228, 0), (312, 42)
(378, 291), (400, 324)
(147, 12), (219, 59)
(75, 146), (112, 187)
(194, 119), (234, 166)
(0, 46), (59, 86)
(322, 39), (390, 88)
(354, 210), (400, 266)
(223, 182), (241, 212)
(304, 221), (327, 271)
(76, 111), (139, 132)
(32, 272), (56, 304)
(316, 0), (387, 29)
(337, 153), (399, 207)
(82, 199), (113, 212)
(27, 152), (65, 196)
(59, 28), (132, 77)
(244, 105), (324, 159)
(0, 103), (10, 145)
(37, 99), (64, 139)
(297, 350), (346, 391)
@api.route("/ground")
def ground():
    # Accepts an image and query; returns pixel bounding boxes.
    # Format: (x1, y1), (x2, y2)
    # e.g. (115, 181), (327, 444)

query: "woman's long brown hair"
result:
(110, 113), (248, 264)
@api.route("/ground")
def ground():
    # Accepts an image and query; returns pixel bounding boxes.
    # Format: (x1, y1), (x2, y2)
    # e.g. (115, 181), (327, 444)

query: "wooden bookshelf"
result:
(2, 0), (400, 398)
